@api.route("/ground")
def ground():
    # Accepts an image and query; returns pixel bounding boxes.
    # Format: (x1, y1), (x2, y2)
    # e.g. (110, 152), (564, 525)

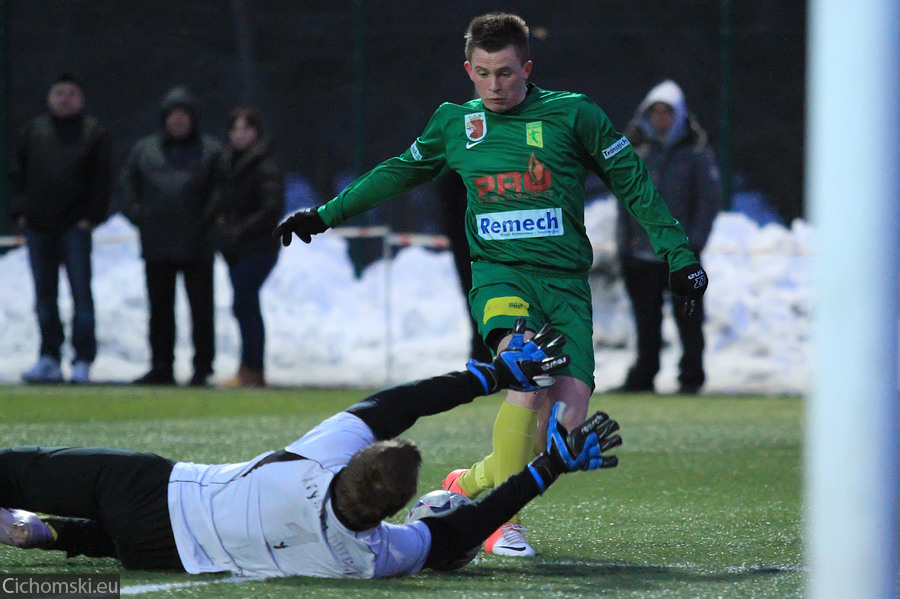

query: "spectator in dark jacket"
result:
(615, 80), (720, 394)
(9, 73), (111, 384)
(120, 86), (222, 386)
(209, 107), (283, 387)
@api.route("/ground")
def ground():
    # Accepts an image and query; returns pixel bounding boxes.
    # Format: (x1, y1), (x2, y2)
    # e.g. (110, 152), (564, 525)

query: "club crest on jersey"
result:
(526, 122), (543, 148)
(465, 112), (487, 143)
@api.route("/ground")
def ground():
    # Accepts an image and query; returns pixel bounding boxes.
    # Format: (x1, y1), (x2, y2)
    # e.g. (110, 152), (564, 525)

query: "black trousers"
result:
(621, 257), (706, 390)
(0, 446), (182, 570)
(144, 259), (215, 375)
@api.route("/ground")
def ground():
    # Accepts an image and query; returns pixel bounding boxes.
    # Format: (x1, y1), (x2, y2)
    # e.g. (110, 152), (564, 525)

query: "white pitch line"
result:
(550, 560), (805, 573)
(119, 562), (804, 595)
(121, 575), (263, 595)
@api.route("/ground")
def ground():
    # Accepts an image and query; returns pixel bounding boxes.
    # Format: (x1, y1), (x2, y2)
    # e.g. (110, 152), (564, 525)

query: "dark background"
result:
(4, 0), (806, 234)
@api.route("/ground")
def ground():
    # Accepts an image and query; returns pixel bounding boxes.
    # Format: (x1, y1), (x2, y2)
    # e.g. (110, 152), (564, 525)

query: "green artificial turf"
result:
(0, 385), (804, 598)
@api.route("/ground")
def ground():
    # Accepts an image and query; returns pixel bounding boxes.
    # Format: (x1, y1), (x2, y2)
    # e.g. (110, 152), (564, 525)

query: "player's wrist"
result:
(466, 359), (501, 394)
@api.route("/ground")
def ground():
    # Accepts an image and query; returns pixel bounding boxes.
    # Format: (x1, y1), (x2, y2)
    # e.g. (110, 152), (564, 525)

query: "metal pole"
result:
(352, 0), (366, 174)
(383, 230), (392, 386)
(0, 0), (11, 239)
(806, 0), (900, 597)
(717, 0), (733, 210)
(230, 0), (257, 107)
(345, 0), (370, 276)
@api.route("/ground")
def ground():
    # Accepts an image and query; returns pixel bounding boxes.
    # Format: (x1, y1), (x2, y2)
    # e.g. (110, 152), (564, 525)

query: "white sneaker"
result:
(484, 522), (536, 556)
(71, 361), (91, 384)
(22, 356), (63, 384)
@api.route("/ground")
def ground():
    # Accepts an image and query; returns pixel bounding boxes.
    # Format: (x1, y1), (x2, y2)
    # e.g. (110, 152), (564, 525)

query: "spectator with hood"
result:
(615, 79), (720, 394)
(120, 86), (222, 386)
(10, 73), (111, 385)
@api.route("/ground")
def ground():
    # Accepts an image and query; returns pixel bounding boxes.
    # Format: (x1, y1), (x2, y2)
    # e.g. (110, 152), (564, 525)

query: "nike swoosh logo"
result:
(501, 546), (528, 552)
(466, 140), (484, 149)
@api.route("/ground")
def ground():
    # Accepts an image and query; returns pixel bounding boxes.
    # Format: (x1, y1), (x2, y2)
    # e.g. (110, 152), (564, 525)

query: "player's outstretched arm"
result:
(273, 207), (328, 246)
(466, 317), (570, 394)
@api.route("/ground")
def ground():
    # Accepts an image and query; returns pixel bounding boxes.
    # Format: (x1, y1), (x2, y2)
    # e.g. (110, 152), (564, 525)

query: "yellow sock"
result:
(459, 402), (538, 501)
(459, 454), (490, 499)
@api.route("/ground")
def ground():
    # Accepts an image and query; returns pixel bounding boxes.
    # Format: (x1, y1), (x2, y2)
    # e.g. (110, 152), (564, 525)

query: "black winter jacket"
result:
(9, 113), (111, 234)
(120, 133), (221, 261)
(208, 140), (284, 262)
(119, 87), (222, 262)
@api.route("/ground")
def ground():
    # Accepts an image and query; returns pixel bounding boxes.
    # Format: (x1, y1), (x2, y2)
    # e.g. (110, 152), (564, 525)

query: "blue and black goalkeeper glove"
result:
(527, 402), (622, 493)
(466, 318), (570, 394)
(273, 207), (328, 246)
(669, 262), (708, 319)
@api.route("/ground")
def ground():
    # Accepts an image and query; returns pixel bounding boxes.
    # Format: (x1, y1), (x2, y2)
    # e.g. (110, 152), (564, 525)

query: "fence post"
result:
(0, 0), (11, 240)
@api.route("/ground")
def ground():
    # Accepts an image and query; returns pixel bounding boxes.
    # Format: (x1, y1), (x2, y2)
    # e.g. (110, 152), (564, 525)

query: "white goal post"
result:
(806, 1), (899, 597)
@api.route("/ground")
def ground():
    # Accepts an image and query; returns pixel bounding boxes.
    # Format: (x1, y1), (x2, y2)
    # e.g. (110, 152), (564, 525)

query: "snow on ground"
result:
(0, 199), (811, 394)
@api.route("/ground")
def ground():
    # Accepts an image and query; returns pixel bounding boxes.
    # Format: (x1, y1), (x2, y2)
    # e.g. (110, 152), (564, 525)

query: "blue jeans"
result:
(25, 227), (96, 363)
(226, 251), (278, 370)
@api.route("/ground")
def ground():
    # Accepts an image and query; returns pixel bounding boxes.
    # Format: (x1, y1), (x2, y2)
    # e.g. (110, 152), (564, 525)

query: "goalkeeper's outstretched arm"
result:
(421, 405), (622, 569)
(344, 318), (569, 440)
(344, 371), (485, 440)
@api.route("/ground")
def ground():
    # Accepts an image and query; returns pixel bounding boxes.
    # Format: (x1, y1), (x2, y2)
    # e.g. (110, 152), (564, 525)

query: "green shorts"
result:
(469, 261), (595, 389)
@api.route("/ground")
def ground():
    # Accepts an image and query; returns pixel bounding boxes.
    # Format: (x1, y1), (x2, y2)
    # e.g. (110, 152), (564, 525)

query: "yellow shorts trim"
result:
(483, 296), (530, 325)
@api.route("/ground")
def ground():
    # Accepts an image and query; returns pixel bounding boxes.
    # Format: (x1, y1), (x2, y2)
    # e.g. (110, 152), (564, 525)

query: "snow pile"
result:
(0, 199), (812, 394)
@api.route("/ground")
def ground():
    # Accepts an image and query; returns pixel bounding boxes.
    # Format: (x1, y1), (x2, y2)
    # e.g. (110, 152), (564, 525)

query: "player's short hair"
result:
(464, 12), (530, 64)
(333, 439), (422, 532)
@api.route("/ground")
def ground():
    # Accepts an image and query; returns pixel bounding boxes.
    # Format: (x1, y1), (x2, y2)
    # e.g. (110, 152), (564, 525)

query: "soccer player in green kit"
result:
(275, 12), (708, 556)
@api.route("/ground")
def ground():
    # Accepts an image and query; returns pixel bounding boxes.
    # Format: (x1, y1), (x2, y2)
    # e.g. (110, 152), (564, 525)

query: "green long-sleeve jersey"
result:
(319, 83), (696, 274)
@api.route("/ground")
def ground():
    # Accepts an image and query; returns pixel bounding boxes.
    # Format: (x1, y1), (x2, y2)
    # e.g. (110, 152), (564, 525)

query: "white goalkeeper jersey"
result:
(167, 412), (432, 578)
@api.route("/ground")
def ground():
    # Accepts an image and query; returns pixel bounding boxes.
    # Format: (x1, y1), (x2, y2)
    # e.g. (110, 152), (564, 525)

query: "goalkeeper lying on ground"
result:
(0, 319), (621, 578)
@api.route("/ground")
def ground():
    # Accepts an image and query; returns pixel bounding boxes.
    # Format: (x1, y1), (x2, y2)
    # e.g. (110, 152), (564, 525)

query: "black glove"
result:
(527, 403), (622, 493)
(669, 262), (708, 319)
(466, 318), (570, 394)
(273, 207), (328, 246)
